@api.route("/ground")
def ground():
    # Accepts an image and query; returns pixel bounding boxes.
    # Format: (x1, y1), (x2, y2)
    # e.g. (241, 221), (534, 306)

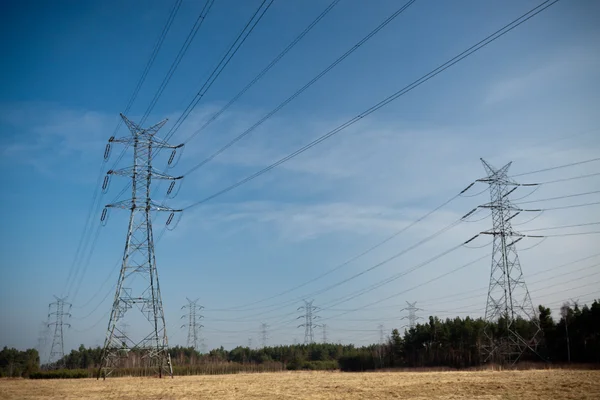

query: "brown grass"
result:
(1, 369), (599, 399)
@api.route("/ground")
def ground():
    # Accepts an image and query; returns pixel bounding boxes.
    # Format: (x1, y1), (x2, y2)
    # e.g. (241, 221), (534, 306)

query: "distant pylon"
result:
(260, 323), (269, 348)
(297, 300), (320, 344)
(378, 324), (385, 344)
(402, 301), (421, 330)
(47, 296), (71, 367)
(478, 158), (542, 364)
(181, 298), (204, 351)
(322, 324), (328, 343)
(36, 320), (50, 365)
(98, 114), (183, 379)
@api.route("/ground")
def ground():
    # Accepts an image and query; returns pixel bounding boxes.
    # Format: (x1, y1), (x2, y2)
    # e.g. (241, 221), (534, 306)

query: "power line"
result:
(161, 0), (275, 143)
(520, 221), (600, 232)
(180, 0), (341, 146)
(222, 181), (477, 312)
(418, 263), (600, 308)
(206, 208), (478, 322)
(182, 0), (561, 210)
(542, 201), (600, 211)
(146, 0), (277, 203)
(284, 268), (600, 333)
(541, 231), (600, 237)
(511, 156), (600, 177)
(534, 172), (600, 185)
(200, 157), (596, 315)
(344, 252), (600, 312)
(514, 190), (600, 205)
(183, 0), (418, 175)
(127, 0), (183, 118)
(140, 0), (216, 125)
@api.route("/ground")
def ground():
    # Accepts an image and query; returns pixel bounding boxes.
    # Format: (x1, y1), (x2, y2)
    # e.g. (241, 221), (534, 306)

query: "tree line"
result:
(3, 299), (598, 377)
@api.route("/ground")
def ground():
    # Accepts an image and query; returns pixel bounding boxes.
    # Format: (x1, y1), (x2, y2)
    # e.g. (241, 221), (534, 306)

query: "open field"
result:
(2, 370), (599, 399)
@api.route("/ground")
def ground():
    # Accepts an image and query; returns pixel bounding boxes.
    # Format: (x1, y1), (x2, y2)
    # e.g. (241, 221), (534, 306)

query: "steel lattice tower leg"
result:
(181, 298), (203, 351)
(47, 296), (71, 367)
(98, 114), (183, 379)
(479, 159), (541, 365)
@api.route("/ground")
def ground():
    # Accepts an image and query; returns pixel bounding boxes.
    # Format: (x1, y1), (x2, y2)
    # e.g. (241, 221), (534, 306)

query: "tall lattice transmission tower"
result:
(47, 296), (71, 367)
(36, 320), (50, 365)
(98, 114), (183, 379)
(378, 324), (385, 344)
(478, 158), (541, 364)
(259, 323), (269, 348)
(297, 300), (319, 344)
(181, 298), (204, 351)
(402, 301), (421, 330)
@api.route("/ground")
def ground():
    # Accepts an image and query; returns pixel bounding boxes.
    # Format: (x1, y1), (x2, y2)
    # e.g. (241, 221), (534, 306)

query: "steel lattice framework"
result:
(98, 114), (183, 379)
(402, 301), (421, 330)
(298, 300), (320, 344)
(479, 158), (542, 364)
(260, 323), (269, 348)
(181, 298), (204, 352)
(48, 296), (71, 367)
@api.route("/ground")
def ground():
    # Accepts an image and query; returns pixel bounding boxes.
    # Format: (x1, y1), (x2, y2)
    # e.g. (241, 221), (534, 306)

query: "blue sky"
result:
(1, 0), (599, 357)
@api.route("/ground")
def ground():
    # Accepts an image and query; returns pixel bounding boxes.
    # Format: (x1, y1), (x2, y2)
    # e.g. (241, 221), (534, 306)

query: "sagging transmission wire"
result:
(417, 262), (600, 308)
(282, 262), (600, 329)
(203, 162), (596, 316)
(181, 0), (419, 175)
(179, 0), (342, 146)
(140, 0), (216, 125)
(225, 234), (599, 328)
(218, 180), (479, 312)
(326, 252), (600, 313)
(181, 0), (562, 211)
(148, 0), (279, 200)
(160, 0), (276, 143)
(147, 0), (342, 225)
(266, 250), (491, 331)
(511, 156), (600, 178)
(204, 205), (487, 323)
(413, 252), (600, 306)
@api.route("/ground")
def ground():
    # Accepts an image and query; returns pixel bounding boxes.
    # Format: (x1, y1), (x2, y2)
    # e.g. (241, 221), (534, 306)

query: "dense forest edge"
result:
(2, 300), (598, 378)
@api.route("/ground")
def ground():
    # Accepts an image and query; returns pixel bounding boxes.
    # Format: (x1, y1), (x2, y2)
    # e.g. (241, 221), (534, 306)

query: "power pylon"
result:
(98, 114), (183, 379)
(378, 324), (385, 344)
(321, 324), (328, 343)
(36, 320), (50, 366)
(297, 300), (320, 344)
(478, 158), (542, 364)
(401, 301), (421, 330)
(181, 298), (204, 351)
(47, 296), (71, 367)
(260, 323), (269, 348)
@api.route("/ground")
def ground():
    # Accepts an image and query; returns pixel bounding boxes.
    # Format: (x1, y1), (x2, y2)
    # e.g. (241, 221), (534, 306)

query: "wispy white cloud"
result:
(484, 44), (600, 105)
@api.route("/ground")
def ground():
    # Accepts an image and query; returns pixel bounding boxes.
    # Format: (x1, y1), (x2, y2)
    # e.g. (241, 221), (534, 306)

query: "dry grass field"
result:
(1, 370), (599, 399)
